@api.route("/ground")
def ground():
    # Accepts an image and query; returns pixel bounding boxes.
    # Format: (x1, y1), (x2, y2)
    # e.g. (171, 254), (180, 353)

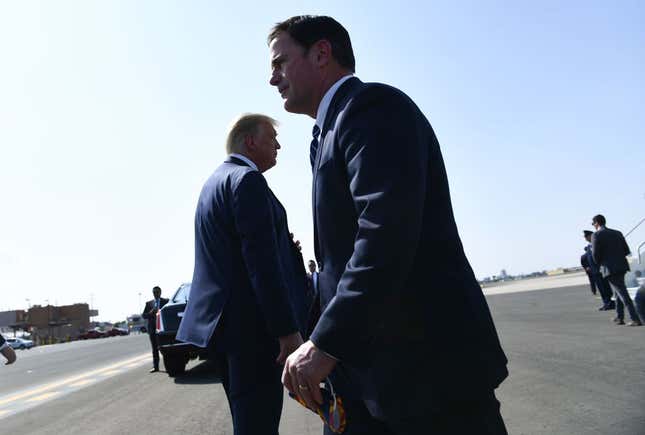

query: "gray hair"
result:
(226, 113), (278, 154)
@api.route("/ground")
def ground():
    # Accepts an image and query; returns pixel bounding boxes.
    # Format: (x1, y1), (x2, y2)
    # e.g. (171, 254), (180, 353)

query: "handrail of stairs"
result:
(625, 216), (645, 238)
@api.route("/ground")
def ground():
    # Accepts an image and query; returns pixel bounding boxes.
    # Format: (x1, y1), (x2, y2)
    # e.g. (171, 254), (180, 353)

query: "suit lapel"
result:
(312, 77), (363, 265)
(321, 77), (362, 140)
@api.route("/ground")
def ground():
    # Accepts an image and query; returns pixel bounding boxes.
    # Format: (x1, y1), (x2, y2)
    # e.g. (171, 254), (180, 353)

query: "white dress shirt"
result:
(229, 153), (258, 171)
(314, 74), (355, 133)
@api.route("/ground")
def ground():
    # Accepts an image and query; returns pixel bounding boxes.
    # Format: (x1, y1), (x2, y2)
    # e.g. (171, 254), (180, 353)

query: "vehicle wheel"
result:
(163, 354), (187, 377)
(19, 345), (25, 350)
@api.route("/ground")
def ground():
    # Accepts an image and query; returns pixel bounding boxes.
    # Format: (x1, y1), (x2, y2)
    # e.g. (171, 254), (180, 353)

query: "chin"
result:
(284, 98), (305, 115)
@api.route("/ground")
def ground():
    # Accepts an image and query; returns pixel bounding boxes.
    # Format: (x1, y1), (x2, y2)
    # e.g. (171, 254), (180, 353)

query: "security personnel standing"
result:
(142, 286), (169, 372)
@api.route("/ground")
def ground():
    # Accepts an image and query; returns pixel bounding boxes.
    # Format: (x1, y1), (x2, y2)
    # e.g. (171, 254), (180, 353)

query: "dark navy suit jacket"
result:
(177, 157), (309, 354)
(591, 227), (631, 278)
(308, 78), (508, 419)
(142, 298), (169, 334)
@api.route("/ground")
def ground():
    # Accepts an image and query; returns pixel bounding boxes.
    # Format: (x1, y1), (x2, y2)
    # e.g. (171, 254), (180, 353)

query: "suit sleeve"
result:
(141, 302), (152, 319)
(591, 233), (602, 266)
(233, 171), (298, 338)
(310, 88), (428, 362)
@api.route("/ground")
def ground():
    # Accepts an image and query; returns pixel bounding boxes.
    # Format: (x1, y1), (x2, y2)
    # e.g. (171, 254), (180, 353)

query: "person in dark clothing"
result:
(269, 15), (508, 434)
(582, 230), (615, 310)
(591, 215), (641, 326)
(581, 251), (597, 295)
(142, 286), (169, 372)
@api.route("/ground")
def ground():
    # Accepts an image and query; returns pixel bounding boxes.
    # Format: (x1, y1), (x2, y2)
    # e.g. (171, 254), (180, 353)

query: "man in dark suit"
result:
(304, 259), (321, 338)
(269, 15), (508, 435)
(591, 214), (641, 326)
(142, 286), (169, 372)
(176, 114), (309, 435)
(1, 334), (17, 365)
(305, 259), (318, 301)
(582, 230), (615, 310)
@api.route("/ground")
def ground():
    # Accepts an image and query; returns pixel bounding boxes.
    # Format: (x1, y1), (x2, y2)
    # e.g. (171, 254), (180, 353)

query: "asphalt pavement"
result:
(0, 283), (643, 434)
(492, 284), (644, 435)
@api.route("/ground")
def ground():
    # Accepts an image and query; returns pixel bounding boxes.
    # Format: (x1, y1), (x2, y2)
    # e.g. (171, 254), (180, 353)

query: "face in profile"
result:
(251, 122), (281, 172)
(269, 32), (319, 116)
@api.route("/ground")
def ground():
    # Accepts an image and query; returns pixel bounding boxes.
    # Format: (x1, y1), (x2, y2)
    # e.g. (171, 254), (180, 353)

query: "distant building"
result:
(1, 304), (96, 342)
(28, 303), (93, 341)
(0, 310), (26, 329)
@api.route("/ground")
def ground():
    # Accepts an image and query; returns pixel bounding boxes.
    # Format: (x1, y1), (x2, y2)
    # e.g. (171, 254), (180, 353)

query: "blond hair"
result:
(226, 113), (278, 154)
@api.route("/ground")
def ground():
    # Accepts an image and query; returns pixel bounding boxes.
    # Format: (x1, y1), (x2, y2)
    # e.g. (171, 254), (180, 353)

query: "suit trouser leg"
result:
(634, 287), (645, 323)
(322, 397), (393, 435)
(607, 274), (639, 322)
(586, 274), (597, 295)
(594, 275), (613, 306)
(221, 349), (283, 435)
(148, 333), (159, 369)
(387, 391), (508, 435)
(329, 391), (508, 435)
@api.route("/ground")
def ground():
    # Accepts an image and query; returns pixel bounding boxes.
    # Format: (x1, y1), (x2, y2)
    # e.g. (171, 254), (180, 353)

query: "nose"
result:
(275, 140), (281, 150)
(269, 69), (281, 87)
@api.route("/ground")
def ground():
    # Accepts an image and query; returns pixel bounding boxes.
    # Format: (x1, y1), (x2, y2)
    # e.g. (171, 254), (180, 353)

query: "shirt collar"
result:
(315, 74), (354, 133)
(229, 153), (258, 171)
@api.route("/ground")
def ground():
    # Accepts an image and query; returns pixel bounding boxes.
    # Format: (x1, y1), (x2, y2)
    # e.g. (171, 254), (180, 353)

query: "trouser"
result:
(216, 346), (283, 435)
(325, 391), (508, 435)
(634, 287), (645, 323)
(148, 333), (159, 369)
(593, 274), (614, 306)
(586, 273), (597, 295)
(607, 273), (639, 322)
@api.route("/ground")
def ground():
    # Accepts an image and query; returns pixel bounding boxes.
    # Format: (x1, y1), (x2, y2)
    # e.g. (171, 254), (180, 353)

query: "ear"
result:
(311, 39), (332, 67)
(243, 133), (256, 152)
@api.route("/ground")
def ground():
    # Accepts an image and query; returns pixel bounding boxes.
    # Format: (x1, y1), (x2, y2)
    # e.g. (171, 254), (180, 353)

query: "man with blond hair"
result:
(177, 114), (309, 434)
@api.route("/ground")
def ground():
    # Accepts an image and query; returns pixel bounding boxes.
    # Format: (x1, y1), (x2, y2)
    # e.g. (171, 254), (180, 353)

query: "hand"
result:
(290, 233), (302, 252)
(282, 340), (337, 409)
(2, 346), (17, 365)
(276, 332), (304, 365)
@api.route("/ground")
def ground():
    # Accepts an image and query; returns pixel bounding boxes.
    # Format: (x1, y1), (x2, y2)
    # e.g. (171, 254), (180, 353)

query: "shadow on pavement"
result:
(173, 359), (223, 385)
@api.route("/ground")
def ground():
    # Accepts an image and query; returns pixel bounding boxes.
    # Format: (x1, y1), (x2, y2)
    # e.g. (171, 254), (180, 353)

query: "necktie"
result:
(310, 124), (321, 169)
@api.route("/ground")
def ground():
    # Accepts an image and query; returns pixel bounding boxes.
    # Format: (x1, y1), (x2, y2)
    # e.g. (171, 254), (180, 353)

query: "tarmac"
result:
(1, 272), (642, 434)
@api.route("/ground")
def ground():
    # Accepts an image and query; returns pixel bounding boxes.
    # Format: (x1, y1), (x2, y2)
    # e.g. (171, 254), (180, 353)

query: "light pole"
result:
(138, 292), (142, 309)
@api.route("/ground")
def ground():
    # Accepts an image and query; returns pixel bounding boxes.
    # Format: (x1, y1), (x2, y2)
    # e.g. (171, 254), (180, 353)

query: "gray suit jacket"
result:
(591, 227), (631, 277)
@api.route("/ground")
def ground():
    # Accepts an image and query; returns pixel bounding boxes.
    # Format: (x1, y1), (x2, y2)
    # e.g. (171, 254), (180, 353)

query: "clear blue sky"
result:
(1, 1), (643, 321)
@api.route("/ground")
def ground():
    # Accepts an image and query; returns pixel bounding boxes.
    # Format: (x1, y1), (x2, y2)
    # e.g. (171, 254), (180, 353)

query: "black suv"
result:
(156, 283), (208, 376)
